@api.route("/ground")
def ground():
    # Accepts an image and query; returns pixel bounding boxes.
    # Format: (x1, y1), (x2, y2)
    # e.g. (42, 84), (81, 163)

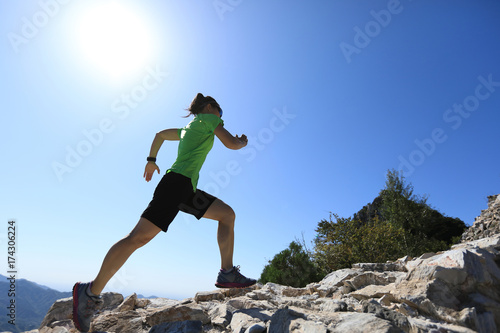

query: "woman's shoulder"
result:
(195, 113), (224, 128)
(195, 113), (220, 120)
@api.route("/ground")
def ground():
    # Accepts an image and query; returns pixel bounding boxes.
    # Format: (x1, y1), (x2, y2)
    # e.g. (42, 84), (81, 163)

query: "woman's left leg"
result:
(202, 198), (256, 288)
(202, 198), (235, 271)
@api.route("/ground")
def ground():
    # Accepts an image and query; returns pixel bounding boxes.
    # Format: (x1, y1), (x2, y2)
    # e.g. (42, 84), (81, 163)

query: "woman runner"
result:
(72, 93), (256, 332)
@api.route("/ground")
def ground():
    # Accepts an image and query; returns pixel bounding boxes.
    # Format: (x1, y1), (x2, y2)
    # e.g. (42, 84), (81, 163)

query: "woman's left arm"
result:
(214, 124), (247, 150)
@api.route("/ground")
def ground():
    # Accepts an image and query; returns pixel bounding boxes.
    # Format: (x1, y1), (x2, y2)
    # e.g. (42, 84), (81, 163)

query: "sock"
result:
(221, 267), (234, 274)
(86, 283), (99, 298)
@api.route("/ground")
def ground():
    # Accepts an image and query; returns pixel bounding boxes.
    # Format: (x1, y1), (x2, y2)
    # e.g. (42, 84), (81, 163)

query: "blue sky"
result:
(1, 0), (499, 300)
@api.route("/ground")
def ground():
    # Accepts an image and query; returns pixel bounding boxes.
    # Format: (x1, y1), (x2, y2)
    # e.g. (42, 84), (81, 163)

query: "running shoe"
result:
(72, 282), (102, 332)
(215, 266), (257, 288)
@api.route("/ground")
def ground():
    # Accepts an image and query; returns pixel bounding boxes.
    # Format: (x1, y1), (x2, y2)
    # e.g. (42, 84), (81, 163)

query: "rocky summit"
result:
(461, 194), (500, 242)
(31, 195), (500, 333)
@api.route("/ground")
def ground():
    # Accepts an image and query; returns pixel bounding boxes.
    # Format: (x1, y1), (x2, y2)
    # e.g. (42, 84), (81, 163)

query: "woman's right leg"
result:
(90, 217), (161, 295)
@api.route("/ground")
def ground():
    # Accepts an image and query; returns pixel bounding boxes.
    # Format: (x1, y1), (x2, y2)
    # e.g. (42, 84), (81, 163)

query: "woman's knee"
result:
(221, 206), (236, 227)
(227, 206), (236, 221)
(219, 202), (235, 220)
(124, 218), (161, 248)
(203, 199), (236, 224)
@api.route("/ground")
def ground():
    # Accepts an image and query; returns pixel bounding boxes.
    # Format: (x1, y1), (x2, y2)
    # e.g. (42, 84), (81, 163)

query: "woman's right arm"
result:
(143, 129), (180, 182)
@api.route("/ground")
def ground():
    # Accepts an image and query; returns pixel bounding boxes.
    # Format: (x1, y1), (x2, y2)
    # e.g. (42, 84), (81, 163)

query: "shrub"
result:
(259, 241), (325, 287)
(314, 214), (406, 272)
(313, 169), (467, 271)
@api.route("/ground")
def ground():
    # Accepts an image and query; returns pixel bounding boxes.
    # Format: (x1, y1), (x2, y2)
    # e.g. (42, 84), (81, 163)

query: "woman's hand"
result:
(236, 134), (248, 148)
(144, 162), (160, 182)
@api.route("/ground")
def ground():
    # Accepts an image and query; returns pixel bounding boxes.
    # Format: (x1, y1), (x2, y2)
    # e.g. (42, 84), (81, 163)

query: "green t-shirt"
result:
(168, 113), (224, 191)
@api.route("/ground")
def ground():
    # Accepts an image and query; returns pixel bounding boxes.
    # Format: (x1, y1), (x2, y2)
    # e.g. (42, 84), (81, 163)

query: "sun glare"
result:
(75, 2), (155, 81)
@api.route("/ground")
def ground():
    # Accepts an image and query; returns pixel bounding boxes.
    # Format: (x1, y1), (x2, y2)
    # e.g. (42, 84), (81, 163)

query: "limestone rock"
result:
(149, 320), (203, 333)
(146, 303), (211, 327)
(208, 303), (234, 328)
(100, 291), (124, 309)
(147, 297), (181, 309)
(136, 297), (151, 309)
(39, 297), (73, 329)
(344, 271), (404, 290)
(91, 310), (143, 333)
(117, 292), (138, 312)
(244, 323), (266, 333)
(39, 327), (70, 333)
(462, 194), (500, 242)
(362, 299), (409, 331)
(229, 308), (271, 333)
(352, 262), (406, 272)
(195, 290), (225, 303)
(408, 316), (478, 333)
(327, 312), (401, 333)
(268, 308), (315, 333)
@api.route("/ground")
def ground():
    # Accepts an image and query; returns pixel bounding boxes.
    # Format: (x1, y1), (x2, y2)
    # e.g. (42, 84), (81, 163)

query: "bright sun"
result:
(75, 2), (155, 81)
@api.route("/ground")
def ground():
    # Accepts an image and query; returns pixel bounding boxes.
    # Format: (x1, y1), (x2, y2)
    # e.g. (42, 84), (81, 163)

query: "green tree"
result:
(314, 214), (358, 271)
(259, 241), (325, 288)
(312, 169), (467, 272)
(314, 214), (405, 272)
(379, 169), (465, 256)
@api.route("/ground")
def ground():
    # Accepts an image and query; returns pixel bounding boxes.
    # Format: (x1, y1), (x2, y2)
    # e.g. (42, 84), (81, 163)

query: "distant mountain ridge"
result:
(0, 274), (71, 333)
(137, 294), (159, 299)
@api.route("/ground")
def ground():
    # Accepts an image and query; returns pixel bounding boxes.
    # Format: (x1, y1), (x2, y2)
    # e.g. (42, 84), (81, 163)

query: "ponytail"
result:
(185, 93), (219, 117)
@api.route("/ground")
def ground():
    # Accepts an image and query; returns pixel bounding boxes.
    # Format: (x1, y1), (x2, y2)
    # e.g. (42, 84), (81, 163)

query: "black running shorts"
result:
(141, 171), (217, 232)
